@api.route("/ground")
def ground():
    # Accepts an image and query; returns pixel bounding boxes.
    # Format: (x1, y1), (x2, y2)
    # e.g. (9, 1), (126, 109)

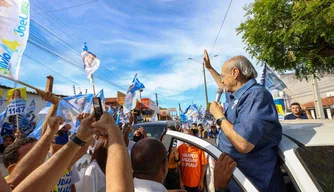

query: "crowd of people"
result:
(1, 51), (320, 192)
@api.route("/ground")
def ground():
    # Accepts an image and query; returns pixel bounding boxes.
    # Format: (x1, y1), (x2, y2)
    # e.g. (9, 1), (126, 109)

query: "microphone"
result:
(215, 88), (224, 103)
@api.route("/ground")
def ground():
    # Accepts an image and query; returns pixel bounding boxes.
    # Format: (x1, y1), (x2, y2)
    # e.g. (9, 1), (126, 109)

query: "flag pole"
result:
(91, 74), (96, 97)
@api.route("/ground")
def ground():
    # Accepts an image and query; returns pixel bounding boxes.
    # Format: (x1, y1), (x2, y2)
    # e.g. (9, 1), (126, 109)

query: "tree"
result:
(237, 0), (334, 80)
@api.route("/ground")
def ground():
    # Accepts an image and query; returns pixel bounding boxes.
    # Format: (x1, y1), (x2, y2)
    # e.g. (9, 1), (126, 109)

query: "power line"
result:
(23, 54), (82, 87)
(209, 0), (233, 55)
(30, 1), (126, 82)
(34, 0), (99, 14)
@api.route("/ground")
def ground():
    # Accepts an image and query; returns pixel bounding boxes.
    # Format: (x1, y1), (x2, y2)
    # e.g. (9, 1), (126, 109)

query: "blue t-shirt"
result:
(284, 113), (308, 120)
(218, 79), (285, 192)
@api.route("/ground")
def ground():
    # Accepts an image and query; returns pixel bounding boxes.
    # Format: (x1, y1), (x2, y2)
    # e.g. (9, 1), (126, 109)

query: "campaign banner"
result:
(17, 99), (36, 136)
(6, 87), (27, 116)
(0, 0), (30, 80)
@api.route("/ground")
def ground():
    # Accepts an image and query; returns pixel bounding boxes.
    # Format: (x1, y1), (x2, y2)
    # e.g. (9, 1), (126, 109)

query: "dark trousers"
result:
(164, 168), (180, 190)
(184, 186), (200, 192)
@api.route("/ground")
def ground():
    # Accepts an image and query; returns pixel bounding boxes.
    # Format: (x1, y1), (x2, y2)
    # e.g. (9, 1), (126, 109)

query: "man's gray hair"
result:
(229, 56), (258, 79)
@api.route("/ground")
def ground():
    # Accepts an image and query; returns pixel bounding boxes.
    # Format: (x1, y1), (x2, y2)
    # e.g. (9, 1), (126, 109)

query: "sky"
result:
(1, 0), (264, 111)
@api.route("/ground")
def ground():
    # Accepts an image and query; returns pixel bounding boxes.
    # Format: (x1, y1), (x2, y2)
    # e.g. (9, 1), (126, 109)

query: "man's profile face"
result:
(220, 63), (235, 93)
(291, 105), (301, 115)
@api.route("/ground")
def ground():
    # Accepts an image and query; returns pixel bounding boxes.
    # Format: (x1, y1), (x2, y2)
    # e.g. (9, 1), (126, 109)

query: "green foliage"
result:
(237, 0), (334, 80)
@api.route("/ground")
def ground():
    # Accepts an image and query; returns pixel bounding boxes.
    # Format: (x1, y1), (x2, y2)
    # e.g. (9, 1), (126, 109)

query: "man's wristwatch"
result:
(215, 188), (230, 192)
(70, 133), (86, 146)
(216, 117), (227, 127)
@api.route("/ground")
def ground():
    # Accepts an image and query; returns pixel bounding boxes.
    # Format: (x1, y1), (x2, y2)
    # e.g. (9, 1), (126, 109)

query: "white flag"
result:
(0, 0), (30, 80)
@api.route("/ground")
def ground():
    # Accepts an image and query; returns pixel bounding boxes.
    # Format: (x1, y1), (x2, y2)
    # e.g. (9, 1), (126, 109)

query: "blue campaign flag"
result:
(29, 116), (45, 140)
(123, 74), (145, 114)
(129, 74), (145, 94)
(261, 65), (287, 91)
(63, 94), (94, 113)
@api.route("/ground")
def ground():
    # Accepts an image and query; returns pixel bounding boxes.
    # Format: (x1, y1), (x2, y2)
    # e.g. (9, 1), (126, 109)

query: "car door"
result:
(163, 130), (259, 192)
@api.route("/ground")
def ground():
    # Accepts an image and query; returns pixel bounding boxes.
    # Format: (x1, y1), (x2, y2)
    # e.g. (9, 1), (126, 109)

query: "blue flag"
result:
(261, 65), (287, 91)
(28, 116), (45, 140)
(123, 74), (145, 114)
(130, 74), (145, 94)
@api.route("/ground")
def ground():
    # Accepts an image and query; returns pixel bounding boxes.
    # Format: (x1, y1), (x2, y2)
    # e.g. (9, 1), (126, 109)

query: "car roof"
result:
(280, 120), (334, 147)
(133, 121), (173, 127)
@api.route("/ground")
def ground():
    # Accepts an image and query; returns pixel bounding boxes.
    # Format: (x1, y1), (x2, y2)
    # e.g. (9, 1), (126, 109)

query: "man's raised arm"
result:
(92, 113), (134, 192)
(204, 49), (224, 89)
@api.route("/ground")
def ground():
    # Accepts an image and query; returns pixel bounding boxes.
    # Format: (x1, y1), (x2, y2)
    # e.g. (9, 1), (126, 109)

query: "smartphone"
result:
(93, 97), (103, 120)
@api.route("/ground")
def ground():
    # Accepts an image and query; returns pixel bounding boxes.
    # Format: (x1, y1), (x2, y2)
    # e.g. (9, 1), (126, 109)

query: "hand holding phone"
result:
(93, 97), (103, 121)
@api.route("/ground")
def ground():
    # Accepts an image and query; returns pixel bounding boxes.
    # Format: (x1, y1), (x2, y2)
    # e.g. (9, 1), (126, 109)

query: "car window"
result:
(295, 146), (334, 192)
(131, 124), (166, 140)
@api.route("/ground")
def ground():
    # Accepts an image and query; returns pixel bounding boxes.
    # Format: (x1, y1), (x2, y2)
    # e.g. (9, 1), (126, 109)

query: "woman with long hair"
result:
(81, 136), (108, 192)
(11, 89), (21, 100)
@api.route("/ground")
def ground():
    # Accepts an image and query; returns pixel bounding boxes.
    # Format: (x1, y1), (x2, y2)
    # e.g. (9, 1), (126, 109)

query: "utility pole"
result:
(155, 93), (159, 121)
(312, 75), (325, 119)
(188, 55), (218, 110)
(72, 85), (76, 95)
(202, 63), (209, 110)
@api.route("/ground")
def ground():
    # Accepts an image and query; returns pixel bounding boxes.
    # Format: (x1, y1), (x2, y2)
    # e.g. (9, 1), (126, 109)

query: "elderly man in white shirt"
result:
(131, 138), (168, 192)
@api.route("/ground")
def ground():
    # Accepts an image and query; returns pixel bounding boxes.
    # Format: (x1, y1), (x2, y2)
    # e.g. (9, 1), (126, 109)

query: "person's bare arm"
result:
(92, 112), (134, 192)
(13, 113), (95, 192)
(210, 102), (254, 154)
(67, 138), (93, 170)
(198, 164), (207, 191)
(302, 106), (313, 119)
(6, 113), (62, 188)
(204, 49), (224, 89)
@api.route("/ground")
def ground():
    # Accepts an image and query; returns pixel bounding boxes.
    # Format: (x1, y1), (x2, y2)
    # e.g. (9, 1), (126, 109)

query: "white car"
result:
(162, 120), (334, 192)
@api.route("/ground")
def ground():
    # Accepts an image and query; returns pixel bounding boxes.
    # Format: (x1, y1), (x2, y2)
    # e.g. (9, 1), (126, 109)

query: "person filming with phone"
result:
(203, 49), (285, 192)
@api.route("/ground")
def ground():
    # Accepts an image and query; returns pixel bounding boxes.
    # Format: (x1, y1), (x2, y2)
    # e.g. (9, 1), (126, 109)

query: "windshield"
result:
(296, 146), (334, 191)
(130, 124), (167, 140)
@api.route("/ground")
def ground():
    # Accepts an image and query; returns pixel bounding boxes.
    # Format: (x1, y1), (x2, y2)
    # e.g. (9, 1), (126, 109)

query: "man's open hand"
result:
(203, 49), (212, 69)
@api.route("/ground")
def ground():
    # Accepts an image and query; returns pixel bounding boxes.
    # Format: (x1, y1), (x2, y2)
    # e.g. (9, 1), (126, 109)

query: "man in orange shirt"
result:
(178, 129), (207, 192)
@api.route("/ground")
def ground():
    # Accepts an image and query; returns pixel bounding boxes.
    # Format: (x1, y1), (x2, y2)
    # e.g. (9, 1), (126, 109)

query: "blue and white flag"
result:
(56, 99), (80, 132)
(28, 116), (45, 140)
(261, 65), (287, 91)
(81, 43), (100, 83)
(123, 74), (145, 114)
(0, 0), (30, 80)
(116, 108), (128, 125)
(18, 99), (36, 136)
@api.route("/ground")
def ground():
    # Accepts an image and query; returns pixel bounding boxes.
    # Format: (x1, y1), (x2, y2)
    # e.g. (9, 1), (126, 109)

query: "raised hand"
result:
(75, 113), (95, 142)
(91, 112), (120, 135)
(203, 49), (212, 69)
(45, 116), (65, 136)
